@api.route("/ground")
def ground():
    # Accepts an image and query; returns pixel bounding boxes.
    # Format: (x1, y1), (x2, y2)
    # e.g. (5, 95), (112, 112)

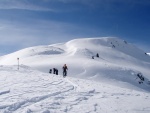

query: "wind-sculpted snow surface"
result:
(0, 37), (150, 92)
(0, 65), (150, 113)
(0, 45), (65, 65)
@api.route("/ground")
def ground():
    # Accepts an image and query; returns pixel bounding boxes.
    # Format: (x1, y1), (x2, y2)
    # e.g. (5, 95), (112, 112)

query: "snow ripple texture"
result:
(0, 66), (150, 113)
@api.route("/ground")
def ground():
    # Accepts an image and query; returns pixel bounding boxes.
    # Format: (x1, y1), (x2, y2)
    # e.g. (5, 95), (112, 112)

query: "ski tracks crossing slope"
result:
(0, 66), (150, 113)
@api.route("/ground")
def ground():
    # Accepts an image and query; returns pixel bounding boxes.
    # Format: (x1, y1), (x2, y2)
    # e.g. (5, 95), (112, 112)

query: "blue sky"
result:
(0, 0), (150, 55)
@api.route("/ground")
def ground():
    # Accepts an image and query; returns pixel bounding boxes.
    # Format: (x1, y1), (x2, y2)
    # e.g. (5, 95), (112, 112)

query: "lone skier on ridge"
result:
(62, 64), (68, 78)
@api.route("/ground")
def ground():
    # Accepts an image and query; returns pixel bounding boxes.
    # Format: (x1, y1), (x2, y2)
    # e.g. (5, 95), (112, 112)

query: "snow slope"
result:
(0, 37), (150, 92)
(0, 65), (150, 113)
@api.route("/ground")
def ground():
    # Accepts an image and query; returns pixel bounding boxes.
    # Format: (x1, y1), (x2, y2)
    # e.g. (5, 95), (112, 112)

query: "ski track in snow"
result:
(0, 66), (150, 113)
(0, 90), (10, 96)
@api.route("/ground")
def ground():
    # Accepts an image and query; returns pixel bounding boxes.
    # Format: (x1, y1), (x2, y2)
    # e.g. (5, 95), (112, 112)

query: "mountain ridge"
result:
(0, 37), (150, 92)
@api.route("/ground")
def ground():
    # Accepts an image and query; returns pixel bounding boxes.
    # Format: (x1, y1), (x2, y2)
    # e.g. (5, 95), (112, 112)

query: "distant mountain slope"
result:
(0, 37), (150, 91)
(66, 37), (150, 61)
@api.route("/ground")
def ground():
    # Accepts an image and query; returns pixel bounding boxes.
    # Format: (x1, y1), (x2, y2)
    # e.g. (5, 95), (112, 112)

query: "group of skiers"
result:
(49, 64), (68, 78)
(49, 53), (100, 77)
(49, 53), (100, 76)
(49, 68), (58, 75)
(92, 53), (99, 59)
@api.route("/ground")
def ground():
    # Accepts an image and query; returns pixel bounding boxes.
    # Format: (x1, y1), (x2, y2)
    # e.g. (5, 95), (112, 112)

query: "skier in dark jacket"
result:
(49, 69), (52, 74)
(62, 64), (68, 77)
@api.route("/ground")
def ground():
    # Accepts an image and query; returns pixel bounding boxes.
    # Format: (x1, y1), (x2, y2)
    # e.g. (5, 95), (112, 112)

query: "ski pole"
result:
(17, 58), (19, 70)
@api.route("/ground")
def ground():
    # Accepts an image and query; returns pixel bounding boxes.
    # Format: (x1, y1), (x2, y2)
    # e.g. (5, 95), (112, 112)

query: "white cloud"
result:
(0, 19), (88, 48)
(0, 0), (150, 12)
(0, 0), (55, 11)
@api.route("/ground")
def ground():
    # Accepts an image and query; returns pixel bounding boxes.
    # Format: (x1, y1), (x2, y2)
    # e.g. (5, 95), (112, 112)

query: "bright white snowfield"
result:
(0, 37), (150, 113)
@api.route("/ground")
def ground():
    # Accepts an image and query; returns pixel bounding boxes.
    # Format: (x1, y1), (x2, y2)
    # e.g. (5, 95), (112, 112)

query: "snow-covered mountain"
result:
(0, 37), (150, 113)
(0, 37), (150, 92)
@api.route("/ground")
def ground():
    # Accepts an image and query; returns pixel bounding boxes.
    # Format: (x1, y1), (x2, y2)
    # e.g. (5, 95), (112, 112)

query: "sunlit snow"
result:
(0, 37), (150, 113)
